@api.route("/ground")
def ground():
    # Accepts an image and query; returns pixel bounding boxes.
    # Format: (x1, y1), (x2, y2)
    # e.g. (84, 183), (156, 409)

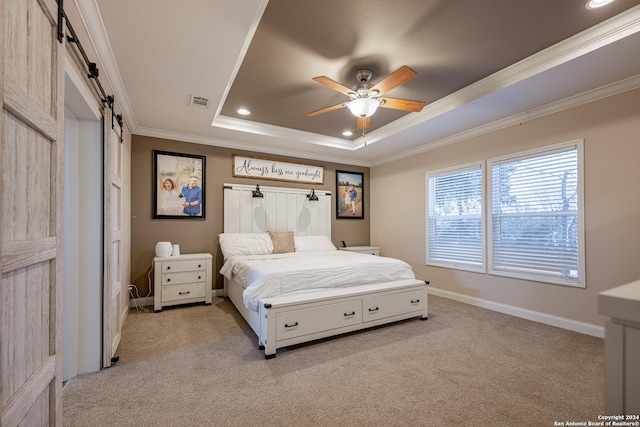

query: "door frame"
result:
(63, 59), (104, 380)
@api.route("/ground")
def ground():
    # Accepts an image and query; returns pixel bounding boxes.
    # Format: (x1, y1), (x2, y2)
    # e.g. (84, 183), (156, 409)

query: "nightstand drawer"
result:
(161, 259), (207, 273)
(161, 270), (206, 286)
(162, 282), (206, 303)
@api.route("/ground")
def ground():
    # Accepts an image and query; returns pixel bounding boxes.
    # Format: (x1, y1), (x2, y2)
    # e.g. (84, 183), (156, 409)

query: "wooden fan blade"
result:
(306, 102), (348, 117)
(379, 97), (426, 113)
(312, 76), (354, 96)
(357, 117), (370, 130)
(371, 65), (417, 95)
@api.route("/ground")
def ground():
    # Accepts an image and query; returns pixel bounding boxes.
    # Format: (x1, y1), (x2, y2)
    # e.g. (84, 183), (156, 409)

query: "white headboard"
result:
(223, 183), (331, 236)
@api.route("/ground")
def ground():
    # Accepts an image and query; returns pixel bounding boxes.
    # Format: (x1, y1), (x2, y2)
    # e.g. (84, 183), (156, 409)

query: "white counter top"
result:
(598, 279), (640, 324)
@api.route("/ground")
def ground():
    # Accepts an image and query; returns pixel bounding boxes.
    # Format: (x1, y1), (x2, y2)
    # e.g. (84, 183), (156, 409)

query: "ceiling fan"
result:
(306, 65), (427, 130)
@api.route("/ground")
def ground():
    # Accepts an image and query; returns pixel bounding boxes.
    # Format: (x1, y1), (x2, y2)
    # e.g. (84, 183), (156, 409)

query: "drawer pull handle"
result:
(368, 307), (379, 312)
(284, 322), (299, 328)
(411, 299), (420, 304)
(198, 264), (202, 268)
(344, 311), (356, 317)
(166, 266), (171, 270)
(166, 278), (171, 282)
(198, 276), (202, 280)
(178, 291), (190, 295)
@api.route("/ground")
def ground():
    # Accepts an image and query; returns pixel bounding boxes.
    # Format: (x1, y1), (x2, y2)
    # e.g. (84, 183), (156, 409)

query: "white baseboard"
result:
(129, 288), (603, 337)
(427, 286), (605, 338)
(128, 289), (226, 309)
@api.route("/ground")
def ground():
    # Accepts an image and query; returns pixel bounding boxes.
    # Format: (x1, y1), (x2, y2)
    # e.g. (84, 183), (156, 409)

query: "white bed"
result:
(222, 183), (428, 358)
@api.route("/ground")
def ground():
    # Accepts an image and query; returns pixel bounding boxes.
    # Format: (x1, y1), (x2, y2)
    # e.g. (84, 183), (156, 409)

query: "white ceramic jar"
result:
(155, 241), (172, 257)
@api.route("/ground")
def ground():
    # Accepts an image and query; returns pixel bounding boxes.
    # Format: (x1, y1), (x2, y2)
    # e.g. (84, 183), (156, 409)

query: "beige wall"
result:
(131, 135), (370, 294)
(371, 88), (640, 327)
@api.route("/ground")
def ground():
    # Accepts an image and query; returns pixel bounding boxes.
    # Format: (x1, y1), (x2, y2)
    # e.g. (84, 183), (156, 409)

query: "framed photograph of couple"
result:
(336, 170), (364, 219)
(153, 150), (206, 219)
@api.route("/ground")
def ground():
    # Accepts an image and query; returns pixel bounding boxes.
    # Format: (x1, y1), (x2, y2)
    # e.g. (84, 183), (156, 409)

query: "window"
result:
(425, 140), (585, 288)
(426, 162), (484, 272)
(488, 141), (584, 287)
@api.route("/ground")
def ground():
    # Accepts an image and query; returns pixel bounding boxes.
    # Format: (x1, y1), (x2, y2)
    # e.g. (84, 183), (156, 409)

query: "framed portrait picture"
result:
(153, 150), (206, 219)
(336, 170), (364, 219)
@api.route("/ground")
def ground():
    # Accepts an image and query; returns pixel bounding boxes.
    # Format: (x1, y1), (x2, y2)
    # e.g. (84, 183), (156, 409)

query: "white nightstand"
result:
(339, 246), (380, 256)
(153, 253), (212, 312)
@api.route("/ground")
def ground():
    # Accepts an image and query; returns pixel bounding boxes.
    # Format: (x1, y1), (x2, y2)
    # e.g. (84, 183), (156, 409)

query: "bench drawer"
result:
(276, 300), (362, 340)
(363, 289), (424, 323)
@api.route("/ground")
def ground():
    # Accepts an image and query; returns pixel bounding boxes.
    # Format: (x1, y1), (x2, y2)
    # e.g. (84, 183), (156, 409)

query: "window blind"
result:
(427, 164), (483, 271)
(489, 145), (583, 285)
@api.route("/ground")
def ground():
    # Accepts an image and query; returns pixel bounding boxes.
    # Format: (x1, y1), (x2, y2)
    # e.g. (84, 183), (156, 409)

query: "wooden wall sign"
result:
(232, 155), (324, 184)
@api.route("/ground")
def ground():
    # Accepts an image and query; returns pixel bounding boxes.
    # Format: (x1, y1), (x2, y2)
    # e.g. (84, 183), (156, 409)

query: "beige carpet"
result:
(63, 295), (604, 427)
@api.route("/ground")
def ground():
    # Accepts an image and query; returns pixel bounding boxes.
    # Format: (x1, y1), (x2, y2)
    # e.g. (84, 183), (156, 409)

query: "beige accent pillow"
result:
(268, 231), (295, 254)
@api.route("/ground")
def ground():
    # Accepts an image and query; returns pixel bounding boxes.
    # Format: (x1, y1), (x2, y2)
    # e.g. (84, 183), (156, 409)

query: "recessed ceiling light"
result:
(342, 130), (353, 137)
(237, 108), (251, 115)
(585, 0), (615, 9)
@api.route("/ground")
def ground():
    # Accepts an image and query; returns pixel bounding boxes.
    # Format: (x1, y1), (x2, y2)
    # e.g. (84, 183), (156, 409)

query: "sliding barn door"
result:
(103, 124), (123, 366)
(1, 0), (65, 425)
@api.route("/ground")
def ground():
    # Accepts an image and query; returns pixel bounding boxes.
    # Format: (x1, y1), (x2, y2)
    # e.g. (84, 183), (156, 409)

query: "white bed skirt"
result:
(224, 277), (428, 358)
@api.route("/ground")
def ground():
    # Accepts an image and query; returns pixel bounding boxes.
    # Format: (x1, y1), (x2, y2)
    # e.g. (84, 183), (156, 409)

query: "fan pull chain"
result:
(362, 123), (367, 146)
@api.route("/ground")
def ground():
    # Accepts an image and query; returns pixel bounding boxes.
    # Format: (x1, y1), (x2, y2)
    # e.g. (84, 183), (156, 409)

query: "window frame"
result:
(486, 140), (586, 288)
(425, 161), (486, 273)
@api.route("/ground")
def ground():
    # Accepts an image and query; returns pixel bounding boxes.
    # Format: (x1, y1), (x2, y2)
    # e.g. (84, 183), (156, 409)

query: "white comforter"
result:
(220, 251), (416, 310)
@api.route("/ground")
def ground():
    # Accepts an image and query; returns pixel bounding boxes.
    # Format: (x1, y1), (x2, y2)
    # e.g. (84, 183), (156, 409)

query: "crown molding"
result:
(357, 5), (640, 149)
(211, 115), (354, 151)
(134, 127), (374, 168)
(213, 0), (269, 119)
(73, 0), (138, 130)
(77, 1), (640, 166)
(373, 73), (640, 166)
(135, 71), (640, 169)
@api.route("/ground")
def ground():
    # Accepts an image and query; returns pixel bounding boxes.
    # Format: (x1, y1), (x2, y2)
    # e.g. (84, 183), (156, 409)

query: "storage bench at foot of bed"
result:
(258, 279), (428, 359)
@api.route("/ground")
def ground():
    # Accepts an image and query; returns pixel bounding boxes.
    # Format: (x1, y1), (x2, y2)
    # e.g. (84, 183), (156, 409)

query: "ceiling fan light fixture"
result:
(585, 0), (615, 9)
(347, 97), (380, 118)
(307, 65), (423, 122)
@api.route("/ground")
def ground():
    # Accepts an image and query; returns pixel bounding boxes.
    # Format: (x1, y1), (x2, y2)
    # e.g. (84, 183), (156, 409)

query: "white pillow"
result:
(218, 233), (274, 259)
(294, 235), (337, 252)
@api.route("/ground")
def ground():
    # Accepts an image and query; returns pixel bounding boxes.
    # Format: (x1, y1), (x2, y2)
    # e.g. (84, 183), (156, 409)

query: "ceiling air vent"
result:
(189, 95), (209, 108)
